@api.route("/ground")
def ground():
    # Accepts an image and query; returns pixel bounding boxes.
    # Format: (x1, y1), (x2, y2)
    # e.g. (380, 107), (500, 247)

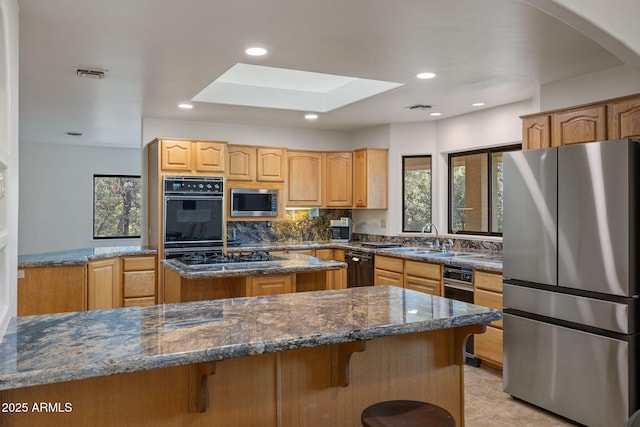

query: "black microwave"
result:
(230, 188), (279, 217)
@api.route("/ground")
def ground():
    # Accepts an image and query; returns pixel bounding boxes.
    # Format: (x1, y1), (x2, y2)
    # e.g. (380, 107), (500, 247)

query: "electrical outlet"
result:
(380, 218), (387, 228)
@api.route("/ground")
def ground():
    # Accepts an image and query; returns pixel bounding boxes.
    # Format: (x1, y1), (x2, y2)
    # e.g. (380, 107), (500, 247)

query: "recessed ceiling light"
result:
(245, 47), (267, 56)
(305, 113), (318, 120)
(472, 102), (486, 107)
(178, 103), (193, 109)
(416, 72), (436, 80)
(430, 112), (442, 117)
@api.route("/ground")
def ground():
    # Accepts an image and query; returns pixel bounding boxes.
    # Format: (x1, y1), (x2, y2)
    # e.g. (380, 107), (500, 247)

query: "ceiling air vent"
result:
(406, 104), (432, 110)
(76, 68), (106, 79)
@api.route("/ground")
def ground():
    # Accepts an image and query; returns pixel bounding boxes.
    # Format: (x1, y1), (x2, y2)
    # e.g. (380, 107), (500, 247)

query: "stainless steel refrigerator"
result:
(503, 138), (640, 427)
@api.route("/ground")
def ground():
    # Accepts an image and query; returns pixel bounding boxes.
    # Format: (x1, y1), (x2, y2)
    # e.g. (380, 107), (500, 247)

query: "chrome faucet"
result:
(442, 238), (454, 253)
(421, 222), (440, 249)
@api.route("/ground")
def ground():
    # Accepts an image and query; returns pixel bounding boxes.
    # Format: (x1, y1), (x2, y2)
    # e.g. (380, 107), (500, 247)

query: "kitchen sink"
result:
(381, 247), (485, 259)
(418, 251), (475, 257)
(383, 247), (422, 252)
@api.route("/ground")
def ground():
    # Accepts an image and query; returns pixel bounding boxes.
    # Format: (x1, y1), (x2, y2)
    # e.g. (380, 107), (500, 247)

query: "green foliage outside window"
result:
(448, 145), (519, 236)
(403, 156), (431, 232)
(93, 175), (142, 239)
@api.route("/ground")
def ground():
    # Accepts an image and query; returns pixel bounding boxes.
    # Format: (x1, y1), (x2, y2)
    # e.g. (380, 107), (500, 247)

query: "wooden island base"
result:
(1, 325), (480, 427)
(164, 267), (341, 302)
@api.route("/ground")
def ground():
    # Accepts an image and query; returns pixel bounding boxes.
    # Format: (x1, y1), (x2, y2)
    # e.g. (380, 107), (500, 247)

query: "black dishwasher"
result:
(345, 250), (374, 287)
(443, 264), (480, 366)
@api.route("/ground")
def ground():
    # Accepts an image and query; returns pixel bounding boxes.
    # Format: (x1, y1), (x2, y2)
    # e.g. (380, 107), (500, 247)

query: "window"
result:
(93, 175), (142, 239)
(448, 145), (520, 236)
(402, 155), (432, 232)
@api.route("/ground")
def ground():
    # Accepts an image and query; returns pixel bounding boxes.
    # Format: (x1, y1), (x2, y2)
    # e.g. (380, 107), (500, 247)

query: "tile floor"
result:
(464, 365), (580, 427)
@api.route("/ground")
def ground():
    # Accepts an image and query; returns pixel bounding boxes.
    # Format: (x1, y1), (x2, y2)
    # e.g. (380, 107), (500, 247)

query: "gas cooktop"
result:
(177, 251), (273, 266)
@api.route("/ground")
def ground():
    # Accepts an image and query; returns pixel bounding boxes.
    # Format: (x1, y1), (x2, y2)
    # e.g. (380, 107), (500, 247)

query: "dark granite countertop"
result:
(16, 241), (502, 273)
(18, 246), (157, 268)
(0, 286), (501, 391)
(374, 247), (503, 273)
(162, 252), (346, 279)
(234, 241), (503, 273)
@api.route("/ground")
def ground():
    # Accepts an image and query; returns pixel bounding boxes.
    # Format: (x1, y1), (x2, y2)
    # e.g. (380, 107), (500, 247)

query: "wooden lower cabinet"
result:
(374, 269), (403, 287)
(473, 270), (503, 369)
(314, 248), (346, 290)
(87, 258), (120, 310)
(122, 255), (157, 306)
(18, 265), (87, 316)
(374, 256), (443, 296)
(404, 260), (442, 296)
(405, 275), (440, 295)
(374, 255), (404, 287)
(250, 274), (293, 296)
(18, 255), (158, 315)
(474, 324), (503, 367)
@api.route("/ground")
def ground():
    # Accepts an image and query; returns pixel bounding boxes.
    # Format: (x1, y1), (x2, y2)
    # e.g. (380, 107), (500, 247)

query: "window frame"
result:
(93, 174), (142, 240)
(447, 144), (521, 236)
(401, 154), (432, 233)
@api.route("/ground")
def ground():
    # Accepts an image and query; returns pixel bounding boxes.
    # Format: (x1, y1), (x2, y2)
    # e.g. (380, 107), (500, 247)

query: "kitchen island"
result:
(0, 285), (500, 427)
(162, 252), (347, 301)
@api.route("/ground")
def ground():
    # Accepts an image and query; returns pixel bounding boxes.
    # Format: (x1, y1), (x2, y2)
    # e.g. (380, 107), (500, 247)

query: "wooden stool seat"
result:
(361, 400), (456, 427)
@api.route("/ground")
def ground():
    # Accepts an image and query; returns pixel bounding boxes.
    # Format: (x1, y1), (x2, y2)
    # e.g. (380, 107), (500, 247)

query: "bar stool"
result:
(361, 400), (456, 427)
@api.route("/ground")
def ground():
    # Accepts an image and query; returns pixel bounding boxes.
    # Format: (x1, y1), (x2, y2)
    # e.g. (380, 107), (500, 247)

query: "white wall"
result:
(142, 118), (351, 151)
(348, 124), (391, 150)
(19, 143), (142, 254)
(540, 65), (640, 111)
(524, 0), (640, 70)
(0, 0), (19, 338)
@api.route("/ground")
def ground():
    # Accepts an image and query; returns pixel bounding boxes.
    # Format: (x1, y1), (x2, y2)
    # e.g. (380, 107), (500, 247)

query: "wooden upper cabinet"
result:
(521, 115), (551, 150)
(227, 145), (286, 182)
(195, 141), (226, 173)
(521, 94), (640, 150)
(159, 139), (226, 174)
(552, 105), (607, 146)
(227, 145), (256, 181)
(324, 151), (353, 207)
(161, 139), (192, 171)
(257, 148), (286, 182)
(354, 148), (388, 208)
(608, 96), (640, 139)
(286, 151), (322, 207)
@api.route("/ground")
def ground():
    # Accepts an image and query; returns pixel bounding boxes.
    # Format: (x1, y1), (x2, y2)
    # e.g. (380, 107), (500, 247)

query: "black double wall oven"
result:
(163, 176), (225, 259)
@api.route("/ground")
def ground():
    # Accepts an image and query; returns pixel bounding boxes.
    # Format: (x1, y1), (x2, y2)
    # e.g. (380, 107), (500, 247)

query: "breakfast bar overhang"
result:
(0, 286), (501, 427)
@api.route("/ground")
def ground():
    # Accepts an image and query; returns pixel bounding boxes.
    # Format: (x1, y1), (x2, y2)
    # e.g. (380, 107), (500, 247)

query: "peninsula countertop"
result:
(0, 286), (501, 391)
(162, 252), (346, 279)
(17, 246), (157, 267)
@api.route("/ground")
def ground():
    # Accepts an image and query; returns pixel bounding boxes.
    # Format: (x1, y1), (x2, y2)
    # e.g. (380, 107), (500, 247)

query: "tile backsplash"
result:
(228, 210), (501, 252)
(228, 209), (351, 243)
